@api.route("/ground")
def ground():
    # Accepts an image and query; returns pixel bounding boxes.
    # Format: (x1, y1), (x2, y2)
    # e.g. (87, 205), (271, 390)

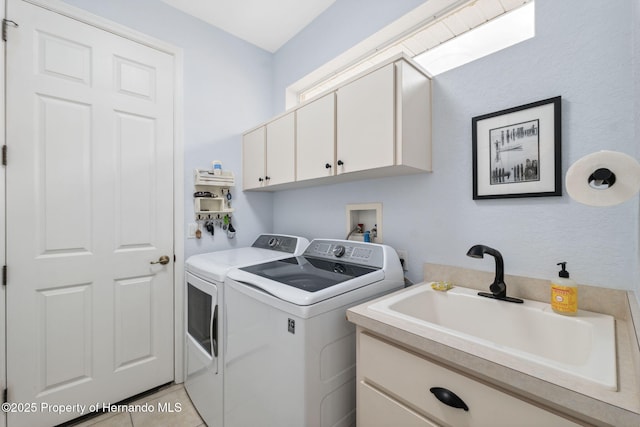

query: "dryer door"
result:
(186, 273), (218, 375)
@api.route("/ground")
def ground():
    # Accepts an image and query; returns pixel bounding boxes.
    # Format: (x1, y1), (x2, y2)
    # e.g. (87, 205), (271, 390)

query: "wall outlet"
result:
(397, 250), (408, 271)
(187, 222), (198, 238)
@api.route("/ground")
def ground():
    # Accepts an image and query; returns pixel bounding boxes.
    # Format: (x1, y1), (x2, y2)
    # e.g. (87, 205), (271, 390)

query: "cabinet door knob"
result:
(265, 176), (271, 181)
(258, 177), (264, 182)
(325, 163), (332, 169)
(429, 387), (469, 411)
(337, 160), (344, 166)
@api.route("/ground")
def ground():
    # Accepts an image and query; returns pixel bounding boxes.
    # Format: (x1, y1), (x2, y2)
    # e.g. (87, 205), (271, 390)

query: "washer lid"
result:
(230, 257), (386, 305)
(185, 234), (310, 283)
(240, 256), (378, 292)
(186, 247), (297, 283)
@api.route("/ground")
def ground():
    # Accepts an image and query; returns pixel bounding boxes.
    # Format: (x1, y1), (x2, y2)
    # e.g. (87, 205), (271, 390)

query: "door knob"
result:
(150, 255), (170, 265)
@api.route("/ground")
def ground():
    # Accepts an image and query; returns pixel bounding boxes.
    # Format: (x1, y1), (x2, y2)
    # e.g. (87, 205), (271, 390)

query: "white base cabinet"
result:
(356, 331), (581, 427)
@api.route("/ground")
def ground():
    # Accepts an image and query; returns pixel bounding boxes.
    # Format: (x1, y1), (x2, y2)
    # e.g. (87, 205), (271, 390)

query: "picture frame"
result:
(471, 96), (562, 200)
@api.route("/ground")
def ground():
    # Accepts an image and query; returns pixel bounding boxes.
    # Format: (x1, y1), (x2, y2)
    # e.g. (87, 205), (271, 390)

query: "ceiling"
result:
(161, 0), (337, 53)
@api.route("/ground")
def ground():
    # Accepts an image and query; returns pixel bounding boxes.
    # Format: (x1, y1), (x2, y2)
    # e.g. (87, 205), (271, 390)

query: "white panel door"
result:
(5, 1), (175, 426)
(336, 63), (396, 174)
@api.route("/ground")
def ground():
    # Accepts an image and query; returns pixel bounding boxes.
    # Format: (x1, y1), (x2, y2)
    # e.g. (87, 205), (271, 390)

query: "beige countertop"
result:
(346, 264), (640, 427)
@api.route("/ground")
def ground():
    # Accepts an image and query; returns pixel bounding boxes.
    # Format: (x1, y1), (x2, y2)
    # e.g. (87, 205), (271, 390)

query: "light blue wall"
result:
(60, 0), (639, 291)
(59, 0), (430, 261)
(271, 0), (640, 289)
(272, 0), (426, 112)
(60, 0), (276, 259)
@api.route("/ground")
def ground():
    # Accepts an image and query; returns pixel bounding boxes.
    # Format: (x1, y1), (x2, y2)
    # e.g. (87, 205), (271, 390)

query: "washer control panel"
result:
(252, 234), (303, 253)
(304, 239), (384, 268)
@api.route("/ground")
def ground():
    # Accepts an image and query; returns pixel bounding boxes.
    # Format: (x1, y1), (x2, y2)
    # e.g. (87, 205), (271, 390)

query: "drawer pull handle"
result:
(429, 387), (469, 411)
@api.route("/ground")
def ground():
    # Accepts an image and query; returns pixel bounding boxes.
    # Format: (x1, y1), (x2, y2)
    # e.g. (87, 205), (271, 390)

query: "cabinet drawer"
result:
(358, 333), (579, 427)
(358, 381), (438, 427)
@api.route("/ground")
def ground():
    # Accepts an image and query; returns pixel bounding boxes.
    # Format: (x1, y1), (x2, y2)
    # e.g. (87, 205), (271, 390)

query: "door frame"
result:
(1, 0), (6, 425)
(2, 0), (186, 396)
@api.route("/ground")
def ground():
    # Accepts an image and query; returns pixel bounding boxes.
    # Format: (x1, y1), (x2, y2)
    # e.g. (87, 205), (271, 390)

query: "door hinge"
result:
(2, 388), (6, 404)
(2, 145), (6, 166)
(2, 19), (18, 42)
(2, 265), (6, 286)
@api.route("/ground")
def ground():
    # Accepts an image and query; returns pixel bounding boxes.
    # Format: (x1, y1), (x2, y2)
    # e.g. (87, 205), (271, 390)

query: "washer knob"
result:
(333, 263), (346, 274)
(332, 245), (346, 257)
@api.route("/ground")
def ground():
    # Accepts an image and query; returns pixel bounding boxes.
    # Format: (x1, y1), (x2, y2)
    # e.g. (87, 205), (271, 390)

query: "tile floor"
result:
(67, 384), (205, 427)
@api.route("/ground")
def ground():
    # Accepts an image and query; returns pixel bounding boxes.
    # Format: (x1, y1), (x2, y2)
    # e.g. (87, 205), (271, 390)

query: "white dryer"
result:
(184, 234), (309, 427)
(224, 239), (404, 427)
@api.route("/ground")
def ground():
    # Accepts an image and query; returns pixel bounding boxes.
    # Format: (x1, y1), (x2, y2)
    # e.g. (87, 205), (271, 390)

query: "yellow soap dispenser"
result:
(551, 262), (578, 315)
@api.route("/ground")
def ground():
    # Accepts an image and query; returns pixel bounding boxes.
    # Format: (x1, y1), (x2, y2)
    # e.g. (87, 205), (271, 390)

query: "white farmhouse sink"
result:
(368, 282), (617, 390)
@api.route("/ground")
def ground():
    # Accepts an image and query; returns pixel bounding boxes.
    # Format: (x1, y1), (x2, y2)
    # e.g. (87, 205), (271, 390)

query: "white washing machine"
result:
(184, 234), (309, 427)
(223, 239), (404, 427)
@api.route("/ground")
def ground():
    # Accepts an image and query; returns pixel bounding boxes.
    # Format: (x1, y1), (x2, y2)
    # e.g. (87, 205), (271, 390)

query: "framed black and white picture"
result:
(472, 96), (562, 200)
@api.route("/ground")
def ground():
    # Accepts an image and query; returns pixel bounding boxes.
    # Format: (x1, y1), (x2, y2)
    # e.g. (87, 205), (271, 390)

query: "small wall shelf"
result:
(194, 169), (235, 220)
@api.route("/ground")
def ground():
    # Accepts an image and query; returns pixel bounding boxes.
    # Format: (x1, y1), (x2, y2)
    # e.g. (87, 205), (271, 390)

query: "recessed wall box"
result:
(346, 203), (382, 242)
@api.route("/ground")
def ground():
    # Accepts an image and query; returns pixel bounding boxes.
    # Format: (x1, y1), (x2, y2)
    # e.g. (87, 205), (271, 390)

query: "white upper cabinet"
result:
(242, 112), (295, 190)
(336, 63), (396, 174)
(395, 59), (432, 172)
(296, 93), (336, 182)
(336, 59), (432, 176)
(242, 55), (431, 191)
(242, 126), (266, 190)
(265, 112), (296, 186)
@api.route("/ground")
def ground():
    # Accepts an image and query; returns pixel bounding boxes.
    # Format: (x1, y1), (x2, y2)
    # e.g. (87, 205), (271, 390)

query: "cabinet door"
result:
(396, 60), (432, 171)
(296, 93), (336, 181)
(336, 63), (395, 174)
(266, 112), (295, 186)
(242, 126), (266, 190)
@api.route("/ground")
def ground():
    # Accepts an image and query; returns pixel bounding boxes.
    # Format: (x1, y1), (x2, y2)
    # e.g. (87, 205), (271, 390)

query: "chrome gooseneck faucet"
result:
(466, 245), (523, 304)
